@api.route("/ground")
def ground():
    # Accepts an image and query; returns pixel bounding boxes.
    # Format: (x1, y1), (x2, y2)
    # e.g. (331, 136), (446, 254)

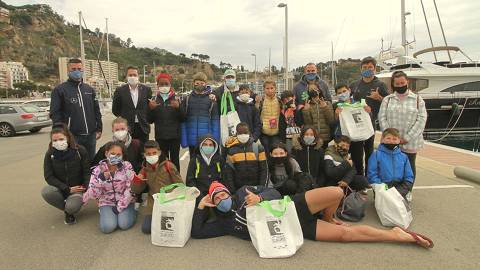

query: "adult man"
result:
(112, 66), (152, 143)
(293, 63), (332, 108)
(213, 69), (239, 113)
(50, 58), (102, 160)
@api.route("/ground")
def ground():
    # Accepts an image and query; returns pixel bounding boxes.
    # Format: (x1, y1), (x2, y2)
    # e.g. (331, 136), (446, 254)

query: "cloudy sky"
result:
(6, 0), (480, 71)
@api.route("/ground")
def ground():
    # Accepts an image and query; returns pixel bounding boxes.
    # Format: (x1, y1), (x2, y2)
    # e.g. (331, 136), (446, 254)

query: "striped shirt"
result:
(378, 91), (428, 152)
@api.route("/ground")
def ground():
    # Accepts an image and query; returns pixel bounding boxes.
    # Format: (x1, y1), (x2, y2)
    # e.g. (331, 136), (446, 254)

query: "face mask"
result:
(238, 93), (250, 102)
(336, 146), (349, 157)
(393, 85), (408, 94)
(225, 79), (236, 88)
(201, 145), (215, 155)
(52, 139), (68, 151)
(113, 130), (128, 141)
(107, 154), (123, 165)
(303, 136), (315, 145)
(127, 76), (139, 86)
(382, 143), (399, 151)
(216, 197), (232, 213)
(337, 92), (351, 102)
(68, 70), (83, 81)
(237, 134), (250, 144)
(305, 73), (317, 81)
(158, 86), (170, 94)
(146, 155), (159, 165)
(286, 100), (295, 108)
(361, 69), (374, 78)
(194, 85), (206, 92)
(272, 156), (287, 165)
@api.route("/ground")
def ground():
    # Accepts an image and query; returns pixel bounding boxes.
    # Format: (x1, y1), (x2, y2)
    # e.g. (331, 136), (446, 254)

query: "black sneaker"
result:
(64, 212), (77, 225)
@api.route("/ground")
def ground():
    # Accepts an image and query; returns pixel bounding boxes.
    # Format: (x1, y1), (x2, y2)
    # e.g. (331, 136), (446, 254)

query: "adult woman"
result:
(42, 124), (90, 225)
(83, 141), (137, 234)
(378, 71), (427, 177)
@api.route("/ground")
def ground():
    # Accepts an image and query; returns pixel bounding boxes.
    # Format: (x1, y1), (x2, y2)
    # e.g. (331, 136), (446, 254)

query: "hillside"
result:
(0, 1), (218, 87)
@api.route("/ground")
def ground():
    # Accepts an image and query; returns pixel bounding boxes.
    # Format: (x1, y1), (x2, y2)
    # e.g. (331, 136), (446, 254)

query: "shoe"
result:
(64, 212), (77, 225)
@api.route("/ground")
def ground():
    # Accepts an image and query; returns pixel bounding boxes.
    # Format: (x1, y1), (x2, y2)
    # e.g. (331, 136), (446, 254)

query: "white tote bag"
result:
(220, 92), (241, 146)
(338, 100), (374, 142)
(151, 183), (200, 247)
(246, 196), (304, 258)
(373, 184), (413, 229)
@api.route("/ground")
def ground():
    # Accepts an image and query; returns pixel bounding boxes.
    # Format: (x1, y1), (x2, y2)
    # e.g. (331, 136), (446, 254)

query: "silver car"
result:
(0, 104), (52, 137)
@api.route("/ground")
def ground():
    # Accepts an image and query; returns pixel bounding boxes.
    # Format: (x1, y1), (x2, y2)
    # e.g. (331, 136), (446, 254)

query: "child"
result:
(302, 89), (334, 149)
(268, 142), (305, 196)
(367, 128), (414, 200)
(131, 140), (183, 234)
(324, 136), (370, 191)
(83, 141), (137, 234)
(235, 84), (262, 142)
(291, 126), (325, 188)
(186, 134), (225, 197)
(258, 80), (282, 153)
(279, 90), (303, 152)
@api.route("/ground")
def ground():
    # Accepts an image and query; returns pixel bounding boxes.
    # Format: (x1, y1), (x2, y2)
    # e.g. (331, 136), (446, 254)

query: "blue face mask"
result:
(107, 154), (123, 165)
(216, 197), (232, 213)
(305, 73), (317, 81)
(361, 69), (374, 78)
(201, 145), (215, 155)
(69, 70), (83, 80)
(337, 92), (351, 102)
(225, 79), (236, 87)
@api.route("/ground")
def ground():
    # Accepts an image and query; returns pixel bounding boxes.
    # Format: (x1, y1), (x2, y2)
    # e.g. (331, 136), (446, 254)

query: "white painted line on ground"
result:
(413, 185), (474, 190)
(180, 151), (189, 161)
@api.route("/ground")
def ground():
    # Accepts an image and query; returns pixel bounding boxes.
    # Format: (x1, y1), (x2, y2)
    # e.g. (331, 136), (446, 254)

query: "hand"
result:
(335, 106), (343, 116)
(198, 194), (216, 209)
(319, 98), (327, 108)
(170, 99), (180, 109)
(303, 102), (310, 110)
(245, 189), (261, 207)
(338, 181), (349, 188)
(136, 173), (147, 181)
(367, 87), (383, 101)
(148, 100), (157, 109)
(347, 158), (353, 166)
(95, 132), (102, 140)
(255, 95), (262, 104)
(400, 138), (408, 145)
(364, 105), (372, 113)
(209, 94), (216, 101)
(70, 186), (85, 193)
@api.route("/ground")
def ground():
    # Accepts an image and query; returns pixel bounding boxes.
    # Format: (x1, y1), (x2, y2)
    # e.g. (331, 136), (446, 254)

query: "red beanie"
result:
(156, 73), (172, 83)
(208, 181), (230, 201)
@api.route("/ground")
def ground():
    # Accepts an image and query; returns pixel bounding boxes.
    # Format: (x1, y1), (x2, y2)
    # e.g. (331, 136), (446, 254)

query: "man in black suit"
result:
(112, 66), (152, 143)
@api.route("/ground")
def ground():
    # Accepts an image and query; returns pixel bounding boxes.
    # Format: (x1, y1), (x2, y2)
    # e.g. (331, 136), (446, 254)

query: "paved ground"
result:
(0, 115), (479, 270)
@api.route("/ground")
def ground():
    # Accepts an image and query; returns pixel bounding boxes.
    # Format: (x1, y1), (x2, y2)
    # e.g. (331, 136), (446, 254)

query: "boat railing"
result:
(419, 91), (480, 99)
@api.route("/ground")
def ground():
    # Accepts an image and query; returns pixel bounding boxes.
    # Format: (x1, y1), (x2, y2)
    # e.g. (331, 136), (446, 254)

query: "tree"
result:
(13, 80), (37, 91)
(126, 38), (132, 48)
(179, 53), (186, 58)
(94, 27), (100, 37)
(191, 53), (198, 59)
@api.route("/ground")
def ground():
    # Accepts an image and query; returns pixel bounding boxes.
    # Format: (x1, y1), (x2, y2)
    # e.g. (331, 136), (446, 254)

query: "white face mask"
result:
(52, 139), (68, 151)
(113, 130), (128, 141)
(127, 76), (139, 86)
(146, 155), (159, 165)
(158, 86), (170, 94)
(238, 93), (250, 102)
(237, 134), (250, 144)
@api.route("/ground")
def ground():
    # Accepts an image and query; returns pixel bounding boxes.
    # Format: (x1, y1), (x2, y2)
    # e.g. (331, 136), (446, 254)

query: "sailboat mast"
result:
(401, 0), (407, 55)
(79, 12), (86, 66)
(106, 18), (112, 99)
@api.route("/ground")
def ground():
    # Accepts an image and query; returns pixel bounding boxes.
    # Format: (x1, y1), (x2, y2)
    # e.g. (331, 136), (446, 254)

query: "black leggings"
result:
(349, 135), (374, 176)
(156, 138), (181, 170)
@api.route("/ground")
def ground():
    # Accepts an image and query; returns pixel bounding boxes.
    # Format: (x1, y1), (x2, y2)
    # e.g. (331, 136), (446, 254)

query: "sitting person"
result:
(192, 182), (433, 248)
(83, 141), (137, 234)
(186, 134), (225, 197)
(324, 136), (370, 191)
(42, 124), (90, 225)
(224, 122), (268, 191)
(92, 117), (143, 173)
(267, 142), (304, 196)
(131, 140), (183, 234)
(291, 126), (325, 188)
(367, 128), (414, 200)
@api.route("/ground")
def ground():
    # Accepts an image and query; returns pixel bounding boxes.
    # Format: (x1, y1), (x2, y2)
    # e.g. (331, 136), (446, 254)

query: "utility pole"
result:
(106, 17), (112, 99)
(79, 12), (86, 67)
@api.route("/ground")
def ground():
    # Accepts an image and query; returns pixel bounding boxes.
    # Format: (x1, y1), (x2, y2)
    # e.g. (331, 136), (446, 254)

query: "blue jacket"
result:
(367, 144), (414, 184)
(191, 185), (281, 240)
(180, 91), (220, 148)
(50, 79), (102, 135)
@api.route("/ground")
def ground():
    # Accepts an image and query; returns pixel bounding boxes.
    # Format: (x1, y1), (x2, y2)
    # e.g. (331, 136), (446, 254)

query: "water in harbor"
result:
(434, 137), (480, 153)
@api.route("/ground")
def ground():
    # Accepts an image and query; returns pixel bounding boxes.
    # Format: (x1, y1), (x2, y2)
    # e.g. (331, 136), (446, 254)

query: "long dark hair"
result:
(268, 142), (294, 179)
(299, 125), (319, 146)
(49, 123), (77, 150)
(104, 141), (126, 157)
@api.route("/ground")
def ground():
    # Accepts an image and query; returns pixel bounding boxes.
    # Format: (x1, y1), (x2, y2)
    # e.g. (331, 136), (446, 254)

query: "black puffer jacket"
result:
(43, 145), (91, 196)
(148, 90), (183, 140)
(291, 136), (325, 187)
(235, 98), (262, 141)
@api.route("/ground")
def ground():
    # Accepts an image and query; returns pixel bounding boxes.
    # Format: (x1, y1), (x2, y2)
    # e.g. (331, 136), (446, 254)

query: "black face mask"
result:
(272, 156), (287, 165)
(382, 143), (399, 151)
(286, 100), (295, 107)
(393, 85), (408, 94)
(336, 146), (349, 157)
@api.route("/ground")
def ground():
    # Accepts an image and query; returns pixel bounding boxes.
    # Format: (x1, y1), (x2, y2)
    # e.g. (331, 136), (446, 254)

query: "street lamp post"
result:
(143, 65), (147, 84)
(251, 53), (257, 92)
(277, 3), (288, 92)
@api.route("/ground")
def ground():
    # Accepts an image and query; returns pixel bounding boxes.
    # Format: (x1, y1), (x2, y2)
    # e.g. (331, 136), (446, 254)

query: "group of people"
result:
(41, 57), (432, 249)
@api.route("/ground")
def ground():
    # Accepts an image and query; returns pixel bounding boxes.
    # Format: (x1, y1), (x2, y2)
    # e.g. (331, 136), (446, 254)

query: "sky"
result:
(5, 0), (480, 71)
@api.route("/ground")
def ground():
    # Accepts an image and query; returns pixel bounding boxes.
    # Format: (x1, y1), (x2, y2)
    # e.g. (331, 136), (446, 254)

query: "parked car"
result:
(0, 104), (52, 137)
(22, 98), (51, 112)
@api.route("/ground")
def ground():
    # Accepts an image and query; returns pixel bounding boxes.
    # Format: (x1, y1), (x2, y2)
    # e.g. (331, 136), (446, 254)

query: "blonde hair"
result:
(263, 79), (276, 88)
(112, 117), (129, 128)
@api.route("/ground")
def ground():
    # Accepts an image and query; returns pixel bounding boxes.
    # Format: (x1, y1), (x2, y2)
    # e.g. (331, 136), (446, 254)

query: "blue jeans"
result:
(99, 204), (137, 234)
(74, 133), (96, 161)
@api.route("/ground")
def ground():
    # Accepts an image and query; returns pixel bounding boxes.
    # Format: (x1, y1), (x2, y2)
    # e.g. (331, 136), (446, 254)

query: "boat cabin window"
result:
(441, 81), (480, 92)
(409, 78), (429, 92)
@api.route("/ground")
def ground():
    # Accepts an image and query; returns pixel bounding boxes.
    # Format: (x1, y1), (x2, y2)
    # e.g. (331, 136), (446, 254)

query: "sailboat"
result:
(374, 0), (480, 141)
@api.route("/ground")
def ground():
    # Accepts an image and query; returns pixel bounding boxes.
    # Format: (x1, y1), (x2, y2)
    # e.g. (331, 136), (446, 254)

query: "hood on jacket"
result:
(196, 134), (219, 165)
(292, 134), (323, 151)
(377, 143), (402, 155)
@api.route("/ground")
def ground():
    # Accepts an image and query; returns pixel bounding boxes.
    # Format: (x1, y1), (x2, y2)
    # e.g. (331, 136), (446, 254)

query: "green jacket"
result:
(302, 100), (334, 142)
